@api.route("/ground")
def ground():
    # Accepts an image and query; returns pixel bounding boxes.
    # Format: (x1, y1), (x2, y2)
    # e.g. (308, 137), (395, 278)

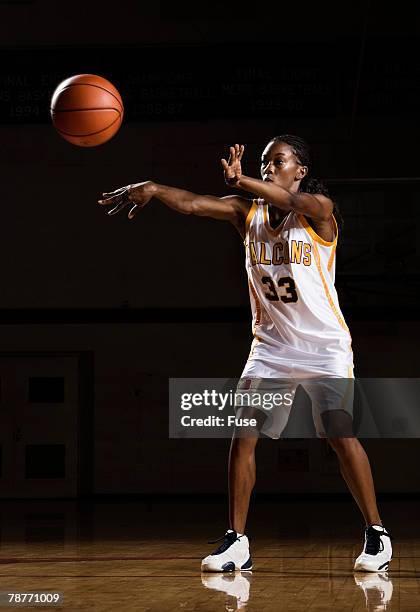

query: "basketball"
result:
(50, 74), (124, 147)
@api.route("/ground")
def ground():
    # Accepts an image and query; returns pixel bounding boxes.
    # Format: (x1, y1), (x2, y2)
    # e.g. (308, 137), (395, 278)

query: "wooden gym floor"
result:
(0, 499), (419, 611)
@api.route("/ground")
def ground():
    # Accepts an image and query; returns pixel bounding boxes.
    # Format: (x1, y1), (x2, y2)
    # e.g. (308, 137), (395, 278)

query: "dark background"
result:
(0, 0), (419, 498)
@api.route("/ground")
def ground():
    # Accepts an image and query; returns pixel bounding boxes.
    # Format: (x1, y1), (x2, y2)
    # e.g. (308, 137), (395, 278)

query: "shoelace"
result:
(207, 530), (239, 555)
(365, 526), (390, 555)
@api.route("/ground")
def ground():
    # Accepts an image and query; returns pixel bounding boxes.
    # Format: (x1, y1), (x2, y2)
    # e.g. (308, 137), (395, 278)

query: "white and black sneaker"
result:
(354, 525), (393, 572)
(201, 529), (253, 572)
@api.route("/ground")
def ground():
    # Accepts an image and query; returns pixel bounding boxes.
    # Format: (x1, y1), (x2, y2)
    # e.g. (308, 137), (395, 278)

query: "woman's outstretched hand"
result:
(221, 144), (244, 187)
(98, 181), (156, 219)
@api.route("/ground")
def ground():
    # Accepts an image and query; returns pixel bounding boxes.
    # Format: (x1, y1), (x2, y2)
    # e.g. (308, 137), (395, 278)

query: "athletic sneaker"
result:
(201, 529), (253, 572)
(354, 525), (393, 572)
(201, 572), (252, 608)
(354, 572), (393, 611)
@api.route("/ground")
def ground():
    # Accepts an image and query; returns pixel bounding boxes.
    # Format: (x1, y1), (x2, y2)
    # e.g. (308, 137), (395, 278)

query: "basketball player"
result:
(98, 135), (392, 573)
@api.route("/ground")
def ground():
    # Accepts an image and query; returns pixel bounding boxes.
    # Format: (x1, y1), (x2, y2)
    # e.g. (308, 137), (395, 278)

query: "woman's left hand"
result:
(221, 144), (244, 187)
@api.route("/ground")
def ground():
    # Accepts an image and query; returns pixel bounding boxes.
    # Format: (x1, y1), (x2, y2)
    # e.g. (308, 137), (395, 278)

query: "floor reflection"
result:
(201, 571), (252, 610)
(201, 570), (394, 611)
(354, 573), (393, 611)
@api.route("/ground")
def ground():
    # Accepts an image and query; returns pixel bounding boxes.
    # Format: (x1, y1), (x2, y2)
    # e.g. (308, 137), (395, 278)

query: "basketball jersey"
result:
(244, 198), (353, 372)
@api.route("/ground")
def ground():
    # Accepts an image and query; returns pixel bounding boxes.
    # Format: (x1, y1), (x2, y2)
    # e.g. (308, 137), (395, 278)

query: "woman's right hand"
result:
(98, 180), (156, 219)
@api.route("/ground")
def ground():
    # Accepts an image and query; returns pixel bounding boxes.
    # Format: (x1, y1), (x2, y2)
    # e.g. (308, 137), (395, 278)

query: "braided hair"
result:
(268, 134), (343, 229)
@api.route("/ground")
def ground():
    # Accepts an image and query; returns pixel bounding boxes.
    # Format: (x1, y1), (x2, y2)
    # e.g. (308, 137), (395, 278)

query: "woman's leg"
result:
(228, 435), (259, 534)
(328, 436), (381, 526)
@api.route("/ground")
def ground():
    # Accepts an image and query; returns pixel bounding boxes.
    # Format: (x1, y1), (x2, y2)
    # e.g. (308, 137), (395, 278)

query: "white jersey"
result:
(243, 198), (353, 376)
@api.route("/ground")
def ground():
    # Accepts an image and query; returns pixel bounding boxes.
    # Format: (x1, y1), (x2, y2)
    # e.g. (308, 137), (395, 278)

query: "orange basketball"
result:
(50, 74), (124, 147)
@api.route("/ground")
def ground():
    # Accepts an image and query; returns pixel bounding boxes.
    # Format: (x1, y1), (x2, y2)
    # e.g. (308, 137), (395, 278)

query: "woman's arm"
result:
(235, 175), (333, 221)
(98, 180), (251, 233)
(222, 143), (333, 222)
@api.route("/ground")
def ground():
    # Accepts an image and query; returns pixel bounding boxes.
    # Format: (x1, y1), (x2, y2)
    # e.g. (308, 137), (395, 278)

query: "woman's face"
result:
(260, 141), (307, 191)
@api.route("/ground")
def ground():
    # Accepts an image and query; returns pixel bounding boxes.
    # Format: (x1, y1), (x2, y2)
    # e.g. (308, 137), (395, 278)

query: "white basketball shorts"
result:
(235, 358), (355, 439)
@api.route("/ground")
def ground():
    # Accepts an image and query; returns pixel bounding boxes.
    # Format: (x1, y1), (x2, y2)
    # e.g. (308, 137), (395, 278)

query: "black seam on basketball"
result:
(53, 83), (123, 111)
(51, 108), (122, 113)
(54, 112), (122, 138)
